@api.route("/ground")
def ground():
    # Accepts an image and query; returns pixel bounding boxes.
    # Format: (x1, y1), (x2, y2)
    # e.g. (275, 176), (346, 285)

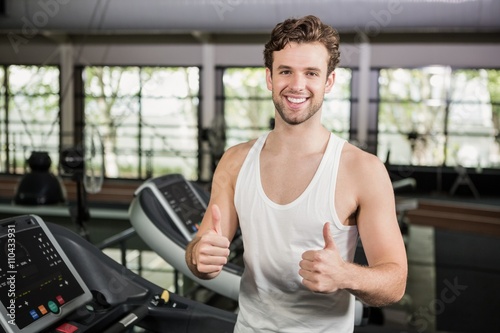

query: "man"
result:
(186, 15), (407, 332)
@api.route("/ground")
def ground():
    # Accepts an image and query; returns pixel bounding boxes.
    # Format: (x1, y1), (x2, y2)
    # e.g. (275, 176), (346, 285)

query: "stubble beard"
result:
(272, 91), (323, 126)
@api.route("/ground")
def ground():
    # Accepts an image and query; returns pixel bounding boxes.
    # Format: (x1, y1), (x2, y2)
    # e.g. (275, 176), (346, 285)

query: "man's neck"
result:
(266, 123), (330, 156)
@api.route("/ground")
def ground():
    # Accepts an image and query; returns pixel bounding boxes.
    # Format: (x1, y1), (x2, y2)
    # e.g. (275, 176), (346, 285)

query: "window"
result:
(83, 66), (200, 180)
(323, 68), (352, 139)
(222, 67), (273, 148)
(0, 65), (60, 175)
(221, 67), (352, 148)
(447, 69), (500, 168)
(378, 67), (500, 168)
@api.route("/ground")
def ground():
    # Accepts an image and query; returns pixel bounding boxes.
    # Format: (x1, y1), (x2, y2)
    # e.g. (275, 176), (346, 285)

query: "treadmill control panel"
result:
(160, 180), (206, 235)
(0, 215), (92, 333)
(136, 174), (208, 241)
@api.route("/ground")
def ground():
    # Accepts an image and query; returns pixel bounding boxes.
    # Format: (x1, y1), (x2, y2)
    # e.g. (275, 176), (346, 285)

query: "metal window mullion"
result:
(138, 67), (143, 179)
(2, 65), (9, 173)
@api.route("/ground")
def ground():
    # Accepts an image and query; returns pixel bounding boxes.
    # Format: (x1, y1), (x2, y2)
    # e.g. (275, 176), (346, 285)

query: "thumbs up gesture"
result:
(299, 222), (347, 293)
(192, 204), (231, 278)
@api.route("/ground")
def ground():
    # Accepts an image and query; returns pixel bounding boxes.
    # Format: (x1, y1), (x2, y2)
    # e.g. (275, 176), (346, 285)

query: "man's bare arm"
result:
(350, 153), (408, 306)
(185, 143), (250, 280)
(300, 148), (407, 307)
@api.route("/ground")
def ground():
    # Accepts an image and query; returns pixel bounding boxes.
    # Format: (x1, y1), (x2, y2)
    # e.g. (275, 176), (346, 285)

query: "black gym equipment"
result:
(128, 174), (243, 302)
(0, 215), (236, 333)
(14, 151), (66, 206)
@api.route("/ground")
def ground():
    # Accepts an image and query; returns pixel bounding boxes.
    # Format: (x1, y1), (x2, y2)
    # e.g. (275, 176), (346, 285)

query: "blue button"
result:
(29, 309), (39, 320)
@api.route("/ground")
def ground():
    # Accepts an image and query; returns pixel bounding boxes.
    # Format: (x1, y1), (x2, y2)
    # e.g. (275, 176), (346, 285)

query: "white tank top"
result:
(233, 132), (359, 333)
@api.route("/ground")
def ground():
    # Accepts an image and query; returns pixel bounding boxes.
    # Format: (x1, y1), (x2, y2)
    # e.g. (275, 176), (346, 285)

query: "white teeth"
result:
(287, 97), (306, 103)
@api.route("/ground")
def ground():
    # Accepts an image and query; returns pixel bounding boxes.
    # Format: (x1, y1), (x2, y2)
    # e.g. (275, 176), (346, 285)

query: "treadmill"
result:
(128, 173), (243, 302)
(0, 214), (236, 333)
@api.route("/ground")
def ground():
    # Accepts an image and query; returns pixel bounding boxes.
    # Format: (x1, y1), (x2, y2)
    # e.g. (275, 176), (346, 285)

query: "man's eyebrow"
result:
(276, 65), (292, 70)
(276, 65), (323, 72)
(305, 67), (322, 72)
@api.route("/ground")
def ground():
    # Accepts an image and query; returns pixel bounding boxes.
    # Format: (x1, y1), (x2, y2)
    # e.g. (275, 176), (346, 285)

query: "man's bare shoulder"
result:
(340, 141), (393, 202)
(339, 142), (392, 202)
(224, 139), (258, 159)
(341, 141), (386, 174)
(215, 139), (259, 179)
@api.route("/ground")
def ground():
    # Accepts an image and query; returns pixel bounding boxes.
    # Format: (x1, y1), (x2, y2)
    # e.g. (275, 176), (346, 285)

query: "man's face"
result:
(266, 42), (335, 126)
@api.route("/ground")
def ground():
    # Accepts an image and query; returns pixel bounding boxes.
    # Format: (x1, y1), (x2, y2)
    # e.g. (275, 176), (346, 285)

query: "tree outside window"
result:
(84, 66), (200, 180)
(0, 65), (60, 174)
(378, 67), (500, 169)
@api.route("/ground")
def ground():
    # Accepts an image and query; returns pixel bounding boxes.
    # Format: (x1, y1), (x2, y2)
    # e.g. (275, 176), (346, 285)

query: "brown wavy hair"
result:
(263, 15), (340, 76)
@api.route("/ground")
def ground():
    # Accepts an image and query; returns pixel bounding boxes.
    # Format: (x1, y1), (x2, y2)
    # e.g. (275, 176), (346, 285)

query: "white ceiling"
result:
(1, 0), (499, 35)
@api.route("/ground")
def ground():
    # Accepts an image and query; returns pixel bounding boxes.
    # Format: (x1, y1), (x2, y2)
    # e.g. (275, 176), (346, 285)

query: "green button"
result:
(48, 301), (59, 314)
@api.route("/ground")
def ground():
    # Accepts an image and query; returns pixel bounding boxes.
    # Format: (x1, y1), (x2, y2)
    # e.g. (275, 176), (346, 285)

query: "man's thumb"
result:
(211, 204), (222, 235)
(323, 222), (335, 250)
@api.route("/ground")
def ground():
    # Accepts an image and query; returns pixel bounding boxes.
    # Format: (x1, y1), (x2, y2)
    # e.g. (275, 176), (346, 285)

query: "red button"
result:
(55, 323), (79, 333)
(56, 295), (65, 305)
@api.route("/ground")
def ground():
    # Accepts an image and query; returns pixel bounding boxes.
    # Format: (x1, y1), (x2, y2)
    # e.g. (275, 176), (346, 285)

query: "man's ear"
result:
(325, 71), (336, 93)
(266, 67), (273, 92)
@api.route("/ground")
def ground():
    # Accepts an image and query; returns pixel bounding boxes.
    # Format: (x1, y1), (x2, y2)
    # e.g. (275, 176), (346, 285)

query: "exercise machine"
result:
(128, 174), (243, 302)
(0, 214), (236, 333)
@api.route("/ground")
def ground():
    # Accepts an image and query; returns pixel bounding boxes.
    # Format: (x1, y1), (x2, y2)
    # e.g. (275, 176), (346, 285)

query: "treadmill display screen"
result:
(0, 215), (91, 332)
(160, 181), (206, 235)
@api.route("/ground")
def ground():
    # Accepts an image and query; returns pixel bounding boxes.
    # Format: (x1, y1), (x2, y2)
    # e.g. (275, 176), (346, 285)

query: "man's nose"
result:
(289, 73), (306, 91)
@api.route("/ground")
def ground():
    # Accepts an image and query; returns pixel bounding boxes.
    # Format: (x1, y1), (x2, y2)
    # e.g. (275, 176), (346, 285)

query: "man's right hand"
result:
(191, 204), (231, 278)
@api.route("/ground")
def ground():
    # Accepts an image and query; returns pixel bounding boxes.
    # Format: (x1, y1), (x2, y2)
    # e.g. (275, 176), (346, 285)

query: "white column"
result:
(200, 42), (215, 181)
(60, 43), (74, 148)
(201, 43), (215, 128)
(357, 40), (371, 148)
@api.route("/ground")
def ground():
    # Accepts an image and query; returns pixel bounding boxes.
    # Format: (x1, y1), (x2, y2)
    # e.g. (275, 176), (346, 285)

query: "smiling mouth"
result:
(287, 96), (307, 104)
